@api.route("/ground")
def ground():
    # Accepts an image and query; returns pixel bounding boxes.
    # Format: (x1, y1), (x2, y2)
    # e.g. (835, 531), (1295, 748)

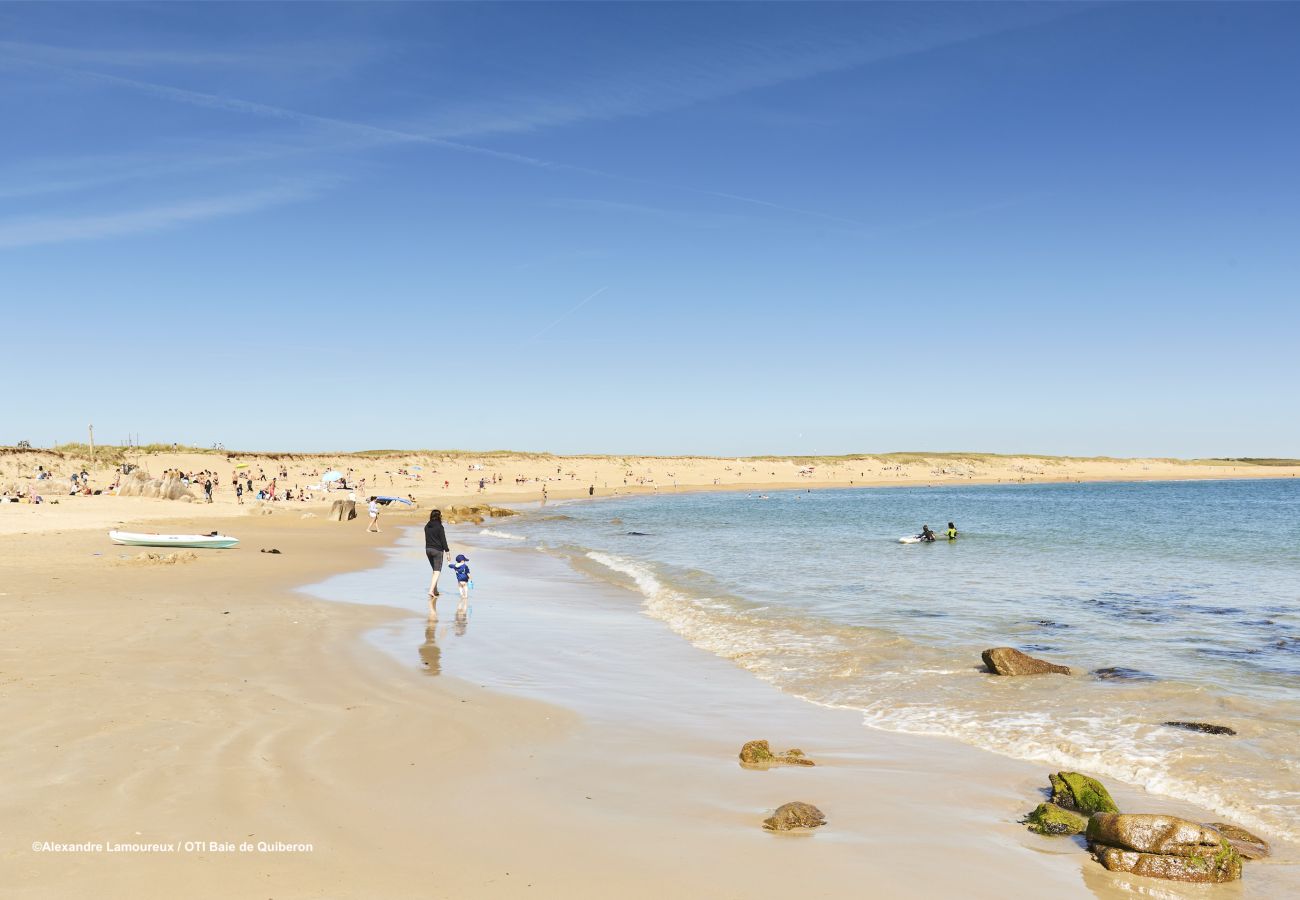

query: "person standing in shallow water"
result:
(424, 509), (451, 619)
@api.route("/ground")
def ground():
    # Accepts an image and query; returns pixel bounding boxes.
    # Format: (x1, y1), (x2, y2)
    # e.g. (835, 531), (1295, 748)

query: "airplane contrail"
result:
(7, 54), (871, 229)
(528, 287), (610, 342)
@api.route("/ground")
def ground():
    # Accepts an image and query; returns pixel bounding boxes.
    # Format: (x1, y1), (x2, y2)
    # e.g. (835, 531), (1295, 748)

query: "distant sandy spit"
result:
(3, 447), (1297, 537)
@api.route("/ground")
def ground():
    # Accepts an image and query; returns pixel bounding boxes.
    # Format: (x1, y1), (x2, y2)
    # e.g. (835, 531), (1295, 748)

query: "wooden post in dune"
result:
(88, 423), (95, 463)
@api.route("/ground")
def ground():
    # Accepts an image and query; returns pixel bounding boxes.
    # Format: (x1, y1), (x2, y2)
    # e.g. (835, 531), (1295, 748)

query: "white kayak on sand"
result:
(109, 530), (240, 549)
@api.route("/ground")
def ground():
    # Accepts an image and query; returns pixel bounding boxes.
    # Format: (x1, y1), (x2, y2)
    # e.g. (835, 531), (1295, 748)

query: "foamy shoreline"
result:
(311, 523), (1299, 896)
(4, 498), (1297, 896)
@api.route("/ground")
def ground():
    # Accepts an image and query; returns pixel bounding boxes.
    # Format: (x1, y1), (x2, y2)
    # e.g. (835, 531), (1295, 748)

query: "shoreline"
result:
(4, 502), (1297, 896)
(311, 524), (1300, 896)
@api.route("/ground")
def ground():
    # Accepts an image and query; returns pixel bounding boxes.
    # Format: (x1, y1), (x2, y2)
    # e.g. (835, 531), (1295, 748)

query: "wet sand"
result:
(3, 512), (1296, 897)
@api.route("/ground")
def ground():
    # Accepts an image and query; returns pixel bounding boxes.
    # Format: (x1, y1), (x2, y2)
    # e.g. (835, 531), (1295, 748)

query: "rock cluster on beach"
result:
(115, 469), (193, 501)
(127, 551), (198, 566)
(739, 739), (816, 769)
(762, 802), (826, 832)
(1019, 771), (1268, 884)
(738, 740), (822, 832)
(442, 504), (518, 525)
(1088, 814), (1242, 883)
(982, 646), (1071, 676)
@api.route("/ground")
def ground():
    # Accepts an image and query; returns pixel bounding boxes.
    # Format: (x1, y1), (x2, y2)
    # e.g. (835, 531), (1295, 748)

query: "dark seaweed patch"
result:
(1092, 666), (1158, 682)
(1163, 721), (1237, 736)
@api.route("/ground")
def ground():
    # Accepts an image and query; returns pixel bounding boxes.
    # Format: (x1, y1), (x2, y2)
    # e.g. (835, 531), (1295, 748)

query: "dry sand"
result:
(4, 453), (1298, 898)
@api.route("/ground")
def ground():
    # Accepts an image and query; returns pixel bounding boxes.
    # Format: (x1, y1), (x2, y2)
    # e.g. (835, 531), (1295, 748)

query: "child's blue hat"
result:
(455, 554), (467, 562)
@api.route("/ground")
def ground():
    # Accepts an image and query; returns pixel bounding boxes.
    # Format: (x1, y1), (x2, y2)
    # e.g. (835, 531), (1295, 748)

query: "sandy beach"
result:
(3, 477), (1298, 897)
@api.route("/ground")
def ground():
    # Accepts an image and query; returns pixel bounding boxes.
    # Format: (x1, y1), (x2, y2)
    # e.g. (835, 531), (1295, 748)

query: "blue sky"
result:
(2, 2), (1297, 456)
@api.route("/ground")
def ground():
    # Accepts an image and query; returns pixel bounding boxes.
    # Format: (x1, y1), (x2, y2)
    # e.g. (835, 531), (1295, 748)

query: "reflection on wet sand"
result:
(418, 626), (441, 675)
(417, 609), (470, 676)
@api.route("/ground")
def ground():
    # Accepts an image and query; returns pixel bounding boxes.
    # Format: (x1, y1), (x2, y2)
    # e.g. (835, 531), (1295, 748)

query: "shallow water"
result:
(475, 479), (1300, 840)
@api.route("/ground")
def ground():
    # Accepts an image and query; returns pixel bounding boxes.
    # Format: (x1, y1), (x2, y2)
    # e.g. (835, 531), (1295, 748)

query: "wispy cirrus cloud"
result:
(403, 5), (1085, 140)
(0, 135), (384, 201)
(0, 181), (321, 249)
(15, 58), (868, 229)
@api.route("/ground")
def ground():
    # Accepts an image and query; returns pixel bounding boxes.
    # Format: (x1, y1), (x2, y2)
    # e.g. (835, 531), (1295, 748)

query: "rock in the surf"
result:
(1088, 813), (1241, 883)
(1205, 822), (1270, 860)
(1092, 666), (1157, 682)
(1023, 802), (1089, 836)
(1163, 721), (1237, 736)
(739, 740), (816, 769)
(762, 802), (826, 831)
(1086, 813), (1225, 855)
(1091, 845), (1242, 882)
(981, 646), (1071, 676)
(1049, 771), (1119, 815)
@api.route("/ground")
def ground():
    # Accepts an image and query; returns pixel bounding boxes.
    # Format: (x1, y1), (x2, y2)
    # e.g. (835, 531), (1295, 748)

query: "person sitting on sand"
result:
(946, 522), (958, 540)
(424, 510), (450, 618)
(919, 525), (936, 543)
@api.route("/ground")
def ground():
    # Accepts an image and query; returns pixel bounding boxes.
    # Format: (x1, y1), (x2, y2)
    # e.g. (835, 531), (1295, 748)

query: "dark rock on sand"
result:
(1092, 666), (1157, 682)
(982, 647), (1071, 676)
(328, 498), (357, 522)
(763, 802), (826, 832)
(1088, 813), (1242, 883)
(1091, 845), (1242, 882)
(739, 740), (816, 769)
(1205, 822), (1270, 860)
(1023, 802), (1089, 836)
(1163, 721), (1237, 736)
(1050, 771), (1119, 815)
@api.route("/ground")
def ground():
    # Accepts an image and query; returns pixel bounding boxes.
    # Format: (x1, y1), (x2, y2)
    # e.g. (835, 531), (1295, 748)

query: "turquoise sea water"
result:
(477, 479), (1300, 840)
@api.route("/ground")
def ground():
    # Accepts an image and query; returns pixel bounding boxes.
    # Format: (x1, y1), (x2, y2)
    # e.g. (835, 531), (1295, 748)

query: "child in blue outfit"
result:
(448, 554), (471, 609)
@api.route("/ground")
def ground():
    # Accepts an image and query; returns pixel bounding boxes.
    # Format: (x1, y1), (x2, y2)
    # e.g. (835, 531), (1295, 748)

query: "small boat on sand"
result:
(109, 530), (240, 549)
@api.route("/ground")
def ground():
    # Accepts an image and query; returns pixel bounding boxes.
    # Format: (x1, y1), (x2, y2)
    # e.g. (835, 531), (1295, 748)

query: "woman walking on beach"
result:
(424, 509), (451, 619)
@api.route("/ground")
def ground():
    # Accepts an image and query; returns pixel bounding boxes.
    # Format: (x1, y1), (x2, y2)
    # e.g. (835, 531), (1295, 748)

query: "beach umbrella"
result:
(375, 495), (413, 506)
(322, 471), (344, 482)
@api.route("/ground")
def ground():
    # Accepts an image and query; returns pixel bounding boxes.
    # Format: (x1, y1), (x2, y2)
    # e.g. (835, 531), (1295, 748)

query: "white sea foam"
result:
(478, 528), (526, 541)
(582, 547), (1300, 841)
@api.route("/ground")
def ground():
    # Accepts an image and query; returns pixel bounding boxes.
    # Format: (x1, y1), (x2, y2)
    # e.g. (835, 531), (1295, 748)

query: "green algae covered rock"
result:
(762, 801), (826, 832)
(1050, 771), (1119, 815)
(1088, 813), (1243, 883)
(1091, 845), (1242, 883)
(1023, 802), (1089, 836)
(739, 739), (816, 769)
